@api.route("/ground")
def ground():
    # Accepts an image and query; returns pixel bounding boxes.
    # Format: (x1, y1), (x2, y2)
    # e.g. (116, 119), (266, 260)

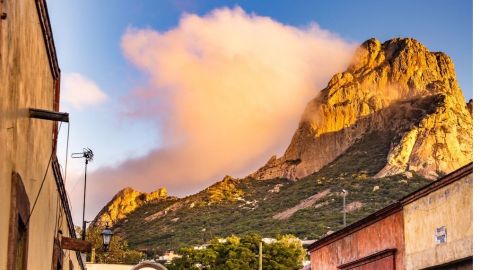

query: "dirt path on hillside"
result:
(273, 189), (331, 220)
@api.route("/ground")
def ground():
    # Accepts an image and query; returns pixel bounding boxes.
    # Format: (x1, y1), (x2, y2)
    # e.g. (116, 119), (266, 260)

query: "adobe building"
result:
(308, 163), (472, 270)
(0, 0), (85, 269)
(308, 202), (405, 270)
(402, 164), (472, 269)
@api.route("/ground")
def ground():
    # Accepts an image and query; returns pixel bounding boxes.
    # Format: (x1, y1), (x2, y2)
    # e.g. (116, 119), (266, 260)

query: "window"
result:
(52, 237), (63, 270)
(338, 249), (396, 270)
(7, 172), (30, 270)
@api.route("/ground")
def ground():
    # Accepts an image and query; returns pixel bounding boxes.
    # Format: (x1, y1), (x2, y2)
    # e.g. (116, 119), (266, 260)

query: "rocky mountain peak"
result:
(252, 38), (472, 181)
(92, 186), (169, 227)
(92, 38), (472, 252)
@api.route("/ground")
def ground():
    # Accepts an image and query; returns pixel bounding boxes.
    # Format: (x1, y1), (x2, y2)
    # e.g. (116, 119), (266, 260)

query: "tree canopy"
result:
(168, 234), (305, 270)
(86, 226), (145, 264)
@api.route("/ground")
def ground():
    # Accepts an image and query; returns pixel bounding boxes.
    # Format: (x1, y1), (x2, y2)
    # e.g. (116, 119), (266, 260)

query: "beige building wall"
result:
(403, 173), (473, 269)
(0, 0), (83, 269)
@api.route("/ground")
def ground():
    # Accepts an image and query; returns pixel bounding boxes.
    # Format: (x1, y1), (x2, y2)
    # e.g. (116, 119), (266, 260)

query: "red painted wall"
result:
(347, 255), (395, 270)
(310, 211), (405, 270)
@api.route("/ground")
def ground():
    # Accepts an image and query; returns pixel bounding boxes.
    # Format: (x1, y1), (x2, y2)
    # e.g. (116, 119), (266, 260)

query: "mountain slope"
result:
(111, 132), (429, 252)
(92, 187), (172, 227)
(95, 38), (472, 253)
(252, 38), (472, 180)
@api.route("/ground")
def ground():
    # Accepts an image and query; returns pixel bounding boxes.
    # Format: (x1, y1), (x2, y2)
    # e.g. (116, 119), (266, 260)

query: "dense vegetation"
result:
(85, 226), (145, 264)
(111, 132), (430, 254)
(168, 234), (305, 270)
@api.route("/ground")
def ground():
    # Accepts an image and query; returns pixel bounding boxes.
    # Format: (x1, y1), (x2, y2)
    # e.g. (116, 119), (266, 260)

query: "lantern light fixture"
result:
(101, 226), (113, 251)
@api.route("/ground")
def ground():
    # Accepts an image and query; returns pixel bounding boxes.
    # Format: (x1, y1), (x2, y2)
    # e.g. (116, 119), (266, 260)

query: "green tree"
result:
(212, 235), (258, 269)
(168, 234), (305, 270)
(167, 247), (217, 269)
(86, 226), (145, 264)
(263, 235), (306, 270)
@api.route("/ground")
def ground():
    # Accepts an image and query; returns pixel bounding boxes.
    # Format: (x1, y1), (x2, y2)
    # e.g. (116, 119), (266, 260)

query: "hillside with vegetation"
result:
(93, 37), (472, 255)
(108, 132), (429, 253)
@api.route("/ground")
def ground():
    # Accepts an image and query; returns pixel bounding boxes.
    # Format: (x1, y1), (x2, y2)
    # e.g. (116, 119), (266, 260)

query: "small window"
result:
(14, 217), (28, 270)
(52, 237), (63, 270)
(8, 172), (30, 270)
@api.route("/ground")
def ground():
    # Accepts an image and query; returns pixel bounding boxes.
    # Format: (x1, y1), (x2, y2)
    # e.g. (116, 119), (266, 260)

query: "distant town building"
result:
(261, 237), (277, 244)
(308, 163), (472, 270)
(300, 239), (316, 246)
(0, 0), (84, 269)
(157, 250), (181, 264)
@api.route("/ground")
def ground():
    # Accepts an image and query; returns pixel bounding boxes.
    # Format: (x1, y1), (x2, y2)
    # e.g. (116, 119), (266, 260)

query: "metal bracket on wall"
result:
(29, 108), (69, 122)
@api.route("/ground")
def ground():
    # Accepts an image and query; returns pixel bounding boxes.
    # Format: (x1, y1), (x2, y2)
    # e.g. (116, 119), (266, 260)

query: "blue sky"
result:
(48, 0), (472, 101)
(46, 0), (473, 222)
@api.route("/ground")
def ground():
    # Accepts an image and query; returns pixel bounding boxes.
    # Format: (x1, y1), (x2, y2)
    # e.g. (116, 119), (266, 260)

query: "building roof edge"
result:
(307, 162), (473, 252)
(35, 0), (60, 80)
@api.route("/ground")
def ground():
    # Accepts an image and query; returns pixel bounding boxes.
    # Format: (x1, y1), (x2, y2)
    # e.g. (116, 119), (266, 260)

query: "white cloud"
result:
(61, 73), (107, 109)
(80, 7), (356, 220)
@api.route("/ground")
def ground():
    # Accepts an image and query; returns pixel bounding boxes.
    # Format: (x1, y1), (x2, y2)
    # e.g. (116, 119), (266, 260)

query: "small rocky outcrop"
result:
(92, 187), (168, 227)
(207, 175), (244, 203)
(467, 99), (473, 115)
(252, 38), (472, 180)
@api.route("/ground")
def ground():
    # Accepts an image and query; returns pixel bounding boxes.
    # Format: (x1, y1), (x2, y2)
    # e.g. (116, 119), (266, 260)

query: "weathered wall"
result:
(309, 211), (404, 270)
(0, 0), (82, 269)
(403, 173), (473, 269)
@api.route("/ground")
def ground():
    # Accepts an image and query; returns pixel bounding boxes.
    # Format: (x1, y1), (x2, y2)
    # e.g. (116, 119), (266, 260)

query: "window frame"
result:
(337, 249), (396, 270)
(7, 172), (31, 270)
(51, 237), (63, 270)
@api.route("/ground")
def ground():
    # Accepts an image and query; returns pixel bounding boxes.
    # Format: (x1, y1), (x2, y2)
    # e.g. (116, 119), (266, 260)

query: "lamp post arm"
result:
(81, 160), (88, 240)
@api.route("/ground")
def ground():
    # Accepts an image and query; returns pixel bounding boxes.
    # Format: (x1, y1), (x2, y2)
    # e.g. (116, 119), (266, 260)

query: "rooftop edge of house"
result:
(35, 1), (84, 268)
(36, 0), (60, 80)
(307, 162), (473, 252)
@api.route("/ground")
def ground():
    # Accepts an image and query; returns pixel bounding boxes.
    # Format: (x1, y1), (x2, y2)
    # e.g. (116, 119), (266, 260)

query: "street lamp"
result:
(101, 226), (113, 251)
(72, 148), (94, 240)
(342, 189), (348, 227)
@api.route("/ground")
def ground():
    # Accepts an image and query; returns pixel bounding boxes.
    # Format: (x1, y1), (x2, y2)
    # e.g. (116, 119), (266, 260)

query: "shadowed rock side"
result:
(92, 187), (171, 227)
(252, 38), (472, 180)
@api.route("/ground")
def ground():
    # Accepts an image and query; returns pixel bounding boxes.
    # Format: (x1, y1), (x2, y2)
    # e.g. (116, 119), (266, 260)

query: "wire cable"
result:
(64, 122), (70, 182)
(26, 122), (61, 226)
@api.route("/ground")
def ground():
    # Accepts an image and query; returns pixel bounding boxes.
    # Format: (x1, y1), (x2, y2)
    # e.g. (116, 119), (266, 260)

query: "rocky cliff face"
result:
(252, 38), (472, 180)
(92, 187), (169, 227)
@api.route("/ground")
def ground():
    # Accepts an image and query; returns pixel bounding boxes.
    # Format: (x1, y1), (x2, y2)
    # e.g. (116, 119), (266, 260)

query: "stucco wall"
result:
(0, 0), (82, 269)
(403, 173), (473, 270)
(309, 211), (405, 270)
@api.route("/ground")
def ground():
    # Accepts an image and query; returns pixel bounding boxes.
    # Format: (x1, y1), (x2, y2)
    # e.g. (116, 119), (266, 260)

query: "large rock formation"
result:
(252, 38), (472, 180)
(92, 187), (169, 227)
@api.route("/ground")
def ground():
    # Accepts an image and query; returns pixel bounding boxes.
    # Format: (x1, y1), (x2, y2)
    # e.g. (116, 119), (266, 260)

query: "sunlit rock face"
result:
(252, 38), (472, 180)
(92, 187), (168, 227)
